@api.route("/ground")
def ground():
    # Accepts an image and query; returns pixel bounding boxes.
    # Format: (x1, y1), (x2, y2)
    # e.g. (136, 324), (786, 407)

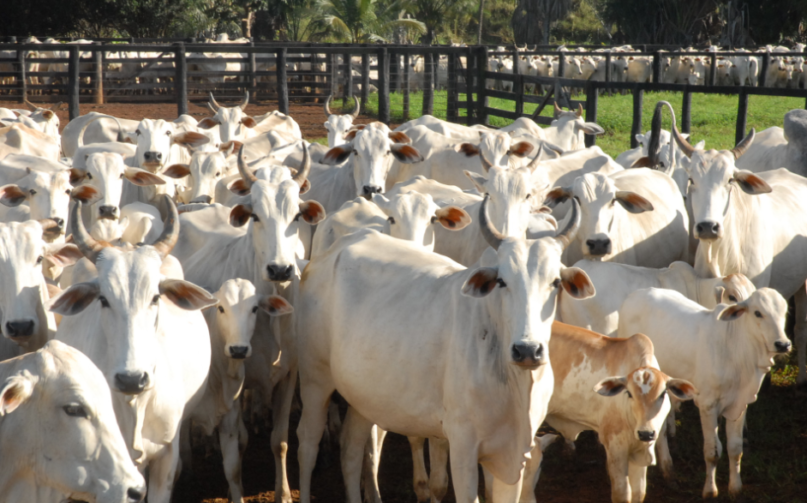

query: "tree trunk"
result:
(477, 0), (485, 44)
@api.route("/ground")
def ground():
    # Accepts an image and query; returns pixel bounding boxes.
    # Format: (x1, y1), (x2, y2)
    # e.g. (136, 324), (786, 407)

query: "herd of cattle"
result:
(0, 89), (805, 503)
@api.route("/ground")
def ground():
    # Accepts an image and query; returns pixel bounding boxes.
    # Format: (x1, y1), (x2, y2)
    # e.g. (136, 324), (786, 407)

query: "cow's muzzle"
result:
(362, 185), (382, 199)
(695, 221), (721, 240)
(586, 238), (612, 256)
(511, 342), (545, 367)
(637, 430), (656, 442)
(99, 205), (119, 220)
(267, 264), (294, 282)
(5, 320), (35, 338)
(229, 345), (250, 359)
(115, 371), (150, 395)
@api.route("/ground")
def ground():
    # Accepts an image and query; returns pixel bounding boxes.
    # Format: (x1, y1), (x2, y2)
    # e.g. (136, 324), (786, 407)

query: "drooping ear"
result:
(560, 267), (595, 299)
(594, 376), (628, 397)
(433, 206), (472, 230)
(49, 282), (101, 316)
(344, 129), (359, 141)
(576, 122), (605, 135)
(464, 170), (487, 194)
(508, 141), (534, 157)
(388, 131), (411, 144)
(159, 279), (219, 310)
(543, 186), (573, 208)
(162, 164), (191, 179)
(70, 185), (102, 205)
(173, 131), (210, 148)
(240, 116), (257, 128)
(456, 143), (480, 157)
(0, 373), (36, 416)
(258, 295), (294, 316)
(615, 191), (654, 213)
(44, 243), (83, 268)
(666, 378), (698, 401)
(123, 168), (166, 186)
(0, 184), (28, 207)
(733, 170), (772, 195)
(229, 204), (253, 227)
(69, 168), (88, 185)
(197, 118), (220, 130)
(228, 178), (252, 196)
(42, 110), (55, 120)
(299, 178), (311, 195)
(390, 144), (424, 163)
(297, 200), (326, 224)
(718, 303), (747, 321)
(630, 156), (654, 168)
(323, 145), (354, 165)
(462, 267), (501, 298)
(371, 193), (392, 211)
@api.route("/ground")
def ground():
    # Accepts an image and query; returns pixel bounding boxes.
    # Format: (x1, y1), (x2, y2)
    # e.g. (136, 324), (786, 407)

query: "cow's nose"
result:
(637, 430), (656, 442)
(586, 238), (612, 256)
(229, 346), (249, 359)
(5, 320), (35, 338)
(115, 371), (149, 395)
(98, 205), (119, 219)
(511, 342), (545, 367)
(52, 217), (65, 229)
(144, 151), (163, 163)
(267, 264), (294, 282)
(696, 221), (721, 240)
(190, 195), (213, 204)
(362, 185), (382, 198)
(127, 486), (145, 502)
(775, 341), (792, 353)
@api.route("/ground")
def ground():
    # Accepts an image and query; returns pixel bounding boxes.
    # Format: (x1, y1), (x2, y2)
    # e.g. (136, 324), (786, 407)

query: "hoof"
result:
(702, 488), (719, 499)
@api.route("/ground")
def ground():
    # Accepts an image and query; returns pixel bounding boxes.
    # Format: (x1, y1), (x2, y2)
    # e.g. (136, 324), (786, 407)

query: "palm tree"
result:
(319, 0), (426, 43)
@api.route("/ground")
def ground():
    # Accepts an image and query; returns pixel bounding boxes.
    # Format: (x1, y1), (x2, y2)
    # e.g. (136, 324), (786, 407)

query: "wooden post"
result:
(476, 46), (488, 126)
(708, 53), (717, 86)
(17, 49), (27, 103)
(276, 48), (289, 114)
(652, 51), (661, 83)
(736, 88), (749, 145)
(605, 52), (612, 96)
(249, 42), (257, 93)
(68, 46), (80, 120)
(556, 51), (566, 109)
(630, 87), (643, 149)
(361, 53), (369, 112)
(422, 51), (434, 116)
(759, 52), (769, 87)
(585, 81), (598, 147)
(403, 52), (410, 121)
(328, 53), (337, 97)
(447, 52), (458, 122)
(391, 51), (400, 92)
(681, 88), (692, 134)
(465, 47), (475, 125)
(310, 51), (319, 98)
(94, 47), (104, 105)
(174, 43), (188, 116)
(512, 46), (523, 117)
(378, 47), (390, 125)
(344, 53), (353, 101)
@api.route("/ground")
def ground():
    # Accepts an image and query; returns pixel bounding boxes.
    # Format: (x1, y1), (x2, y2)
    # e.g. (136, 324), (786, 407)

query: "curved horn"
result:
(151, 195), (179, 259)
(731, 128), (755, 160)
(23, 99), (38, 111)
(554, 198), (580, 249)
(525, 144), (544, 171)
(237, 145), (257, 188)
(292, 144), (311, 187)
(351, 95), (360, 119)
(240, 91), (250, 111)
(479, 194), (505, 251)
(576, 103), (583, 117)
(69, 200), (106, 264)
(49, 102), (64, 111)
(479, 151), (493, 172)
(208, 92), (222, 112)
(554, 101), (563, 116)
(672, 125), (696, 159)
(324, 95), (333, 116)
(78, 114), (125, 148)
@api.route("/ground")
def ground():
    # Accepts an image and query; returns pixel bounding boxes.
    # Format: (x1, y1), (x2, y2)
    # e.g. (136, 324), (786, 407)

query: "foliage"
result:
(316, 0), (425, 43)
(512, 0), (572, 44)
(553, 0), (611, 44)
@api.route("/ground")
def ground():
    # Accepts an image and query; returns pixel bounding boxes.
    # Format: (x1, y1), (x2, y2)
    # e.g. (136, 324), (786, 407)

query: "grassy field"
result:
(352, 90), (805, 158)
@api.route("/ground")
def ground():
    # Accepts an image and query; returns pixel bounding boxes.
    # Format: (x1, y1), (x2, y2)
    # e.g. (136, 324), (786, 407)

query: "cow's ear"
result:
(323, 145), (354, 165)
(390, 144), (424, 163)
(433, 206), (472, 230)
(230, 204), (253, 227)
(258, 295), (294, 316)
(508, 141), (534, 157)
(197, 118), (220, 129)
(297, 201), (326, 224)
(666, 378), (698, 401)
(615, 191), (654, 213)
(0, 184), (28, 207)
(456, 143), (480, 157)
(560, 267), (595, 299)
(49, 282), (100, 316)
(463, 170), (487, 194)
(69, 168), (88, 185)
(123, 168), (166, 187)
(718, 304), (747, 321)
(159, 279), (219, 310)
(241, 116), (257, 128)
(543, 187), (572, 208)
(228, 178), (252, 196)
(44, 243), (83, 268)
(70, 185), (102, 205)
(576, 122), (605, 135)
(594, 377), (627, 397)
(388, 131), (411, 144)
(461, 267), (500, 298)
(173, 131), (210, 148)
(733, 170), (772, 195)
(0, 373), (37, 416)
(42, 110), (55, 120)
(163, 164), (191, 179)
(630, 156), (654, 168)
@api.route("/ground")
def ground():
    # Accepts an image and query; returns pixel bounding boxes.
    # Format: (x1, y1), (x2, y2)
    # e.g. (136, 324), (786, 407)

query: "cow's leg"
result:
(179, 419), (193, 474)
(341, 407), (375, 503)
(428, 438), (450, 503)
(360, 425), (384, 503)
(517, 436), (543, 503)
(727, 408), (747, 496)
(272, 366), (298, 503)
(446, 436), (479, 503)
(147, 438), (180, 503)
(604, 445), (630, 503)
(297, 378), (334, 503)
(401, 436), (429, 502)
(794, 284), (807, 388)
(482, 466), (494, 503)
(699, 406), (721, 498)
(627, 463), (647, 503)
(219, 404), (246, 503)
(490, 472), (523, 503)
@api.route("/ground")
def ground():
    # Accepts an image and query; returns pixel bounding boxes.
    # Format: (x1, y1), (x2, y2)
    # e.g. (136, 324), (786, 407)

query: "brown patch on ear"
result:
(733, 170), (772, 195)
(457, 143), (480, 157)
(220, 140), (243, 152)
(344, 130), (359, 141)
(46, 244), (83, 268)
(163, 164), (191, 179)
(390, 144), (424, 163)
(49, 282), (100, 316)
(197, 118), (220, 129)
(718, 304), (747, 321)
(508, 141), (534, 157)
(630, 156), (654, 168)
(0, 184), (28, 206)
(230, 204), (253, 227)
(560, 267), (595, 299)
(228, 179), (252, 196)
(388, 131), (411, 144)
(124, 169), (166, 187)
(434, 206), (472, 230)
(259, 295), (294, 316)
(42, 110), (54, 120)
(173, 131), (210, 148)
(298, 201), (326, 224)
(241, 116), (257, 128)
(323, 146), (354, 165)
(615, 191), (654, 213)
(0, 377), (34, 415)
(70, 185), (101, 204)
(69, 168), (88, 185)
(666, 378), (698, 401)
(461, 267), (500, 298)
(299, 179), (311, 195)
(543, 187), (572, 208)
(159, 279), (218, 310)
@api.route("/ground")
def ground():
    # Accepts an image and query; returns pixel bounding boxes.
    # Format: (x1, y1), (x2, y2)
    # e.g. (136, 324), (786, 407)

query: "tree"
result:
(414, 0), (467, 44)
(511, 0), (573, 44)
(318, 0), (425, 43)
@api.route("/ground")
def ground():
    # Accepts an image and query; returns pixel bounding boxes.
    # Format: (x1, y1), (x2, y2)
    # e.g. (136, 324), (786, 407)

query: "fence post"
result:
(585, 81), (598, 147)
(422, 51), (434, 116)
(249, 42), (257, 93)
(94, 46), (104, 105)
(652, 51), (661, 83)
(513, 46), (523, 117)
(361, 53), (369, 112)
(403, 52), (410, 121)
(310, 51), (319, 99)
(556, 51), (566, 109)
(681, 88), (691, 134)
(708, 53), (717, 86)
(378, 47), (390, 125)
(605, 52), (612, 96)
(476, 46), (488, 126)
(276, 48), (289, 115)
(736, 88), (749, 146)
(68, 46), (80, 120)
(174, 43), (187, 116)
(328, 53), (337, 97)
(391, 51), (400, 92)
(447, 52), (458, 122)
(17, 48), (27, 104)
(465, 47), (475, 126)
(759, 52), (769, 87)
(630, 86), (643, 149)
(344, 53), (353, 101)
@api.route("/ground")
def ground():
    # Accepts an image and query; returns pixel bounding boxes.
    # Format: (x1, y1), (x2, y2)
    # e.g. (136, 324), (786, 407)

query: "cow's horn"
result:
(208, 92), (222, 112)
(479, 194), (505, 251)
(23, 99), (38, 111)
(70, 201), (106, 264)
(731, 128), (755, 160)
(555, 198), (580, 249)
(672, 125), (696, 159)
(576, 103), (583, 117)
(240, 91), (250, 111)
(151, 196), (179, 259)
(351, 96), (360, 119)
(554, 101), (563, 116)
(292, 144), (310, 188)
(237, 145), (257, 188)
(525, 144), (544, 171)
(78, 114), (125, 148)
(480, 151), (493, 172)
(324, 95), (333, 116)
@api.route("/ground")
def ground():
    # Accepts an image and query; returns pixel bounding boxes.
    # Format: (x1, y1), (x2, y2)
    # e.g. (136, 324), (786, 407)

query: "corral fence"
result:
(2, 42), (807, 148)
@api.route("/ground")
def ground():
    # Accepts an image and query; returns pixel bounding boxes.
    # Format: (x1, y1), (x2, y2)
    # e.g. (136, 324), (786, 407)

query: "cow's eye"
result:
(65, 189), (71, 195)
(755, 310), (762, 318)
(165, 131), (172, 136)
(218, 306), (225, 314)
(252, 306), (259, 313)
(135, 129), (141, 135)
(552, 278), (561, 288)
(216, 172), (221, 176)
(120, 173), (124, 179)
(152, 294), (160, 305)
(626, 391), (633, 399)
(251, 214), (260, 222)
(388, 216), (395, 224)
(36, 255), (44, 264)
(99, 296), (110, 308)
(63, 404), (89, 419)
(728, 295), (737, 302)
(29, 189), (37, 195)
(525, 193), (531, 200)
(86, 173), (93, 180)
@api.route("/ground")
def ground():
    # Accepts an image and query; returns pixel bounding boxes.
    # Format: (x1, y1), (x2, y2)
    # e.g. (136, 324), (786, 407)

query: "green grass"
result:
(356, 90), (805, 158)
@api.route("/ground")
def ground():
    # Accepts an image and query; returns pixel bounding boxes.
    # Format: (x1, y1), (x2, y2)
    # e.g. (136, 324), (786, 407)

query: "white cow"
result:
(618, 287), (790, 498)
(734, 109), (807, 176)
(196, 92), (259, 144)
(0, 340), (146, 503)
(51, 198), (217, 503)
(0, 123), (61, 160)
(90, 202), (164, 247)
(0, 159), (73, 238)
(164, 144), (237, 204)
(542, 103), (605, 151)
(323, 95), (360, 148)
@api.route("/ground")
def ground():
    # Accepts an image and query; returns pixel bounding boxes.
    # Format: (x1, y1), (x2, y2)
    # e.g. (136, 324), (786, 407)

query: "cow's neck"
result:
(695, 189), (759, 279)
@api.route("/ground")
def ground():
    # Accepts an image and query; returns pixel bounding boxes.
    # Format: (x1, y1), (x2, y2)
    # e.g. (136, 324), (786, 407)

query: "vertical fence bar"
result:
(605, 52), (612, 96)
(708, 53), (717, 86)
(513, 46), (523, 117)
(422, 52), (434, 116)
(585, 81), (598, 147)
(630, 86), (643, 149)
(249, 42), (257, 93)
(344, 53), (353, 101)
(94, 47), (104, 105)
(391, 51), (400, 92)
(378, 47), (390, 125)
(310, 51), (319, 99)
(465, 47), (474, 125)
(736, 88), (749, 145)
(17, 49), (27, 103)
(68, 46), (80, 120)
(652, 51), (661, 83)
(276, 48), (289, 115)
(174, 43), (187, 116)
(328, 53), (337, 97)
(759, 52), (769, 87)
(447, 52), (458, 122)
(476, 46), (488, 126)
(681, 88), (692, 134)
(402, 52), (410, 121)
(361, 53), (369, 112)
(556, 51), (566, 109)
